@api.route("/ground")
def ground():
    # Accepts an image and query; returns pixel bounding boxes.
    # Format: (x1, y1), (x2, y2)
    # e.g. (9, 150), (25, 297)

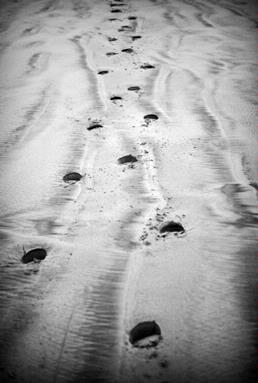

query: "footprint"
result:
(110, 2), (126, 6)
(120, 25), (132, 30)
(131, 35), (142, 41)
(159, 221), (185, 235)
(87, 123), (103, 131)
(22, 248), (47, 264)
(160, 360), (169, 369)
(128, 16), (137, 20)
(106, 52), (118, 56)
(110, 96), (123, 101)
(118, 154), (137, 164)
(128, 86), (140, 91)
(111, 9), (122, 13)
(63, 172), (82, 182)
(250, 182), (258, 191)
(129, 321), (162, 348)
(121, 48), (134, 53)
(144, 114), (159, 122)
(98, 70), (109, 75)
(140, 63), (155, 69)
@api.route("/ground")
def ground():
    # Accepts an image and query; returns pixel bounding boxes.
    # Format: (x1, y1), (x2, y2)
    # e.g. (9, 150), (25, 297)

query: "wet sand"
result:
(0, 0), (257, 382)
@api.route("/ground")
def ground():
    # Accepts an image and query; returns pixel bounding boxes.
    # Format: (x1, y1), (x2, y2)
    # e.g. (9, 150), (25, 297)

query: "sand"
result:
(0, 0), (256, 382)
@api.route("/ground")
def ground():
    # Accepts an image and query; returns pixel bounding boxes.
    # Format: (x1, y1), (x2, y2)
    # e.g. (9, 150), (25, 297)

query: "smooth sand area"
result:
(0, 0), (256, 382)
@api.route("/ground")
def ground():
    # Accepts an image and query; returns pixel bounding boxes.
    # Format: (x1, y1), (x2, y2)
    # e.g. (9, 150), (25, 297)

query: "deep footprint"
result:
(111, 9), (122, 13)
(128, 16), (137, 20)
(106, 52), (118, 56)
(120, 25), (132, 30)
(250, 182), (258, 191)
(159, 221), (185, 234)
(121, 48), (134, 53)
(63, 172), (82, 182)
(22, 248), (47, 264)
(98, 70), (109, 75)
(131, 35), (142, 41)
(141, 64), (155, 69)
(110, 3), (126, 6)
(118, 154), (137, 164)
(128, 86), (140, 91)
(110, 96), (122, 101)
(144, 114), (159, 122)
(129, 321), (162, 348)
(87, 123), (103, 131)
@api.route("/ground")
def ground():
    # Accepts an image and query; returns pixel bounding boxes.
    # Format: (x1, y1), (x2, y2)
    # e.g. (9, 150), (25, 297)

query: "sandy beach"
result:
(0, 0), (257, 382)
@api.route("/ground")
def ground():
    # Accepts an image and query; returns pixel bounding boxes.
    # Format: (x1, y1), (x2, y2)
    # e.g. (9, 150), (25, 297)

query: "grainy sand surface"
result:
(0, 0), (257, 382)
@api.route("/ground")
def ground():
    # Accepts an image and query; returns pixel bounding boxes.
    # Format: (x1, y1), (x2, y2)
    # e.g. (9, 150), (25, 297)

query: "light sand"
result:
(0, 0), (256, 382)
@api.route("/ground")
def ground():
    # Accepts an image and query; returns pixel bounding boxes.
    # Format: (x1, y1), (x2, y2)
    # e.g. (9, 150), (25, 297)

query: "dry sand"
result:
(0, 0), (257, 382)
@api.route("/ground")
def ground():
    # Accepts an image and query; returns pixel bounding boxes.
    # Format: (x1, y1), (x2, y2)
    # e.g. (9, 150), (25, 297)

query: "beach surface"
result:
(0, 0), (257, 382)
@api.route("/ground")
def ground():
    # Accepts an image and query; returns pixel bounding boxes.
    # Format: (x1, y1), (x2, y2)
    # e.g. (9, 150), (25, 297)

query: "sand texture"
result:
(0, 0), (257, 382)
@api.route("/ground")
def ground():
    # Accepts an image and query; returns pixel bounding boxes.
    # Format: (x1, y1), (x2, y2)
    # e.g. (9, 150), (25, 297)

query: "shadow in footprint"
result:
(111, 9), (122, 13)
(128, 16), (137, 20)
(141, 64), (155, 69)
(250, 182), (258, 191)
(110, 96), (123, 101)
(121, 48), (134, 53)
(63, 172), (82, 182)
(106, 52), (118, 56)
(160, 221), (185, 234)
(118, 154), (137, 164)
(98, 70), (109, 75)
(110, 3), (126, 6)
(120, 25), (132, 30)
(129, 321), (162, 348)
(128, 86), (140, 91)
(22, 248), (47, 264)
(131, 35), (142, 41)
(108, 37), (118, 41)
(144, 114), (159, 123)
(87, 123), (103, 131)
(109, 18), (119, 21)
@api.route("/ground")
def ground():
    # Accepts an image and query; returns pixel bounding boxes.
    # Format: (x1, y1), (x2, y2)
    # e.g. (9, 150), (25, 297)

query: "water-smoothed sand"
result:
(0, 0), (256, 382)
